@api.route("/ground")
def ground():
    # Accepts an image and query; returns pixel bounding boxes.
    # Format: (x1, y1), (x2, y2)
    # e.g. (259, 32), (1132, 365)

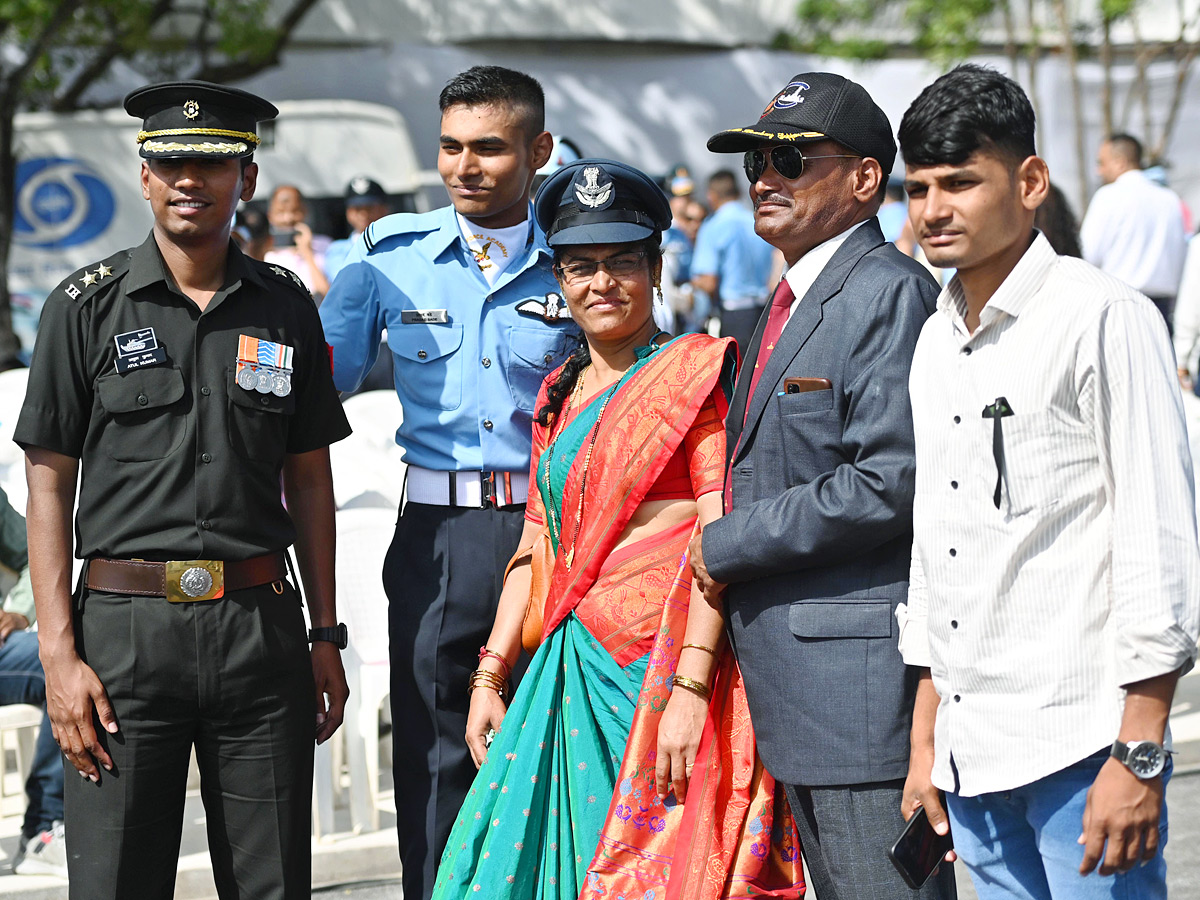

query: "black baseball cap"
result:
(707, 72), (897, 175)
(344, 176), (387, 207)
(124, 80), (278, 160)
(534, 159), (672, 248)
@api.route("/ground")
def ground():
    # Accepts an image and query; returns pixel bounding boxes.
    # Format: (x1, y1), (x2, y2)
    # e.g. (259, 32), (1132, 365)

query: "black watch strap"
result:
(308, 623), (348, 649)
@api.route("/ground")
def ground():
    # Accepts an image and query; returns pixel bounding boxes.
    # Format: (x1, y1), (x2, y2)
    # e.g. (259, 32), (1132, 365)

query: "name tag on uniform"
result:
(113, 327), (167, 373)
(401, 309), (449, 325)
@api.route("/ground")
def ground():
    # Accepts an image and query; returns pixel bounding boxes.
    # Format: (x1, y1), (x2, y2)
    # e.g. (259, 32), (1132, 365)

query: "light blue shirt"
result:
(323, 235), (357, 282)
(691, 201), (773, 310)
(319, 205), (578, 472)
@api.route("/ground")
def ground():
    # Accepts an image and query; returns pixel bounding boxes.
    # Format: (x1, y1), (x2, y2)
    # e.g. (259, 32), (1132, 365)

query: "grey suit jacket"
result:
(703, 218), (939, 786)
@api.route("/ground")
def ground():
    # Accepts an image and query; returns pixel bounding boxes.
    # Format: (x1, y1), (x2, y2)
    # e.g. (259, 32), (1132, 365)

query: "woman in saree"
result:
(430, 159), (804, 900)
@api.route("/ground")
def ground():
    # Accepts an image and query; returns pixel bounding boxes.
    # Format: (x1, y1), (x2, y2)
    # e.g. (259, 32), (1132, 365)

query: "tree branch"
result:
(189, 0), (321, 83)
(51, 0), (177, 111)
(1, 0), (86, 96)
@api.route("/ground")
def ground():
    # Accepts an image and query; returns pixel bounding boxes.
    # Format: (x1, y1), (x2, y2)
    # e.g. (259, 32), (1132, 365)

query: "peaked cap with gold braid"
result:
(124, 80), (278, 160)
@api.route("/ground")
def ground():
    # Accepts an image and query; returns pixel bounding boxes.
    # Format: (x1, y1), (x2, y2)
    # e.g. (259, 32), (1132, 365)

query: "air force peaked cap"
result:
(707, 72), (897, 175)
(534, 159), (672, 248)
(124, 80), (278, 160)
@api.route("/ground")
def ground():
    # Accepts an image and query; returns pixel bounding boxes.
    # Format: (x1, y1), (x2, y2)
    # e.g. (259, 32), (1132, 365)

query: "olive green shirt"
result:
(14, 233), (351, 562)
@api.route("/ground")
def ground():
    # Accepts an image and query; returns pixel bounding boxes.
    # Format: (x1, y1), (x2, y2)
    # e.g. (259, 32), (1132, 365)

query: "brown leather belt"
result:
(86, 553), (288, 603)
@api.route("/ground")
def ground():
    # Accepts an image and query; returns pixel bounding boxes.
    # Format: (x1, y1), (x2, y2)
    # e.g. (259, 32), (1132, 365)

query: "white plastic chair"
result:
(329, 390), (406, 510)
(0, 704), (42, 816)
(335, 506), (395, 832)
(0, 367), (30, 510)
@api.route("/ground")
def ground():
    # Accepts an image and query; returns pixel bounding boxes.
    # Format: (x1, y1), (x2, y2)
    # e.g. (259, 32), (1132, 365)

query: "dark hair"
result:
(1034, 182), (1082, 258)
(535, 239), (662, 426)
(439, 65), (545, 137)
(899, 64), (1036, 169)
(1106, 133), (1143, 169)
(707, 169), (739, 201)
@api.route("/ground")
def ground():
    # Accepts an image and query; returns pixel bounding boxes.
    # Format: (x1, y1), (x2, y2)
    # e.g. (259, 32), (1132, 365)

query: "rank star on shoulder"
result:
(270, 265), (290, 278)
(96, 264), (113, 279)
(81, 270), (98, 286)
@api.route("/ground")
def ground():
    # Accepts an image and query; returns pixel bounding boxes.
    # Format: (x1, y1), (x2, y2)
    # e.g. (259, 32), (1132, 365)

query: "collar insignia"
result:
(574, 166), (614, 210)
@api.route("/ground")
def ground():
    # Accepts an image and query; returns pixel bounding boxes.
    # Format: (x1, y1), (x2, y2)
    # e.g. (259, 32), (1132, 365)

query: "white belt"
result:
(406, 466), (529, 508)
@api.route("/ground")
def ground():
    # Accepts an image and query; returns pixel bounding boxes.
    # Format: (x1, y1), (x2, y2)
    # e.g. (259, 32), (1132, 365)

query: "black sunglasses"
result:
(743, 146), (862, 182)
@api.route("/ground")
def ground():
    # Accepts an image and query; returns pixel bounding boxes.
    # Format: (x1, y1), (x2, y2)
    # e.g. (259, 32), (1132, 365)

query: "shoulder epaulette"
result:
(256, 259), (314, 302)
(363, 210), (441, 253)
(56, 249), (132, 304)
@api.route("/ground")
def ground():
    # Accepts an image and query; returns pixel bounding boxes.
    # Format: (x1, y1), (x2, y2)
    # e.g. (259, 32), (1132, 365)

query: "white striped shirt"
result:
(898, 232), (1200, 796)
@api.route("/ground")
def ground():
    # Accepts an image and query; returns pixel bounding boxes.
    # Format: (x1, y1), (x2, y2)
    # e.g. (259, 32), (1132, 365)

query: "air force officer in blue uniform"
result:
(318, 66), (578, 900)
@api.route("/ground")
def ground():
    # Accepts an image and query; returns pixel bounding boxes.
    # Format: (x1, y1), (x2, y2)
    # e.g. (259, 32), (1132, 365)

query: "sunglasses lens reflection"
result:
(743, 147), (805, 182)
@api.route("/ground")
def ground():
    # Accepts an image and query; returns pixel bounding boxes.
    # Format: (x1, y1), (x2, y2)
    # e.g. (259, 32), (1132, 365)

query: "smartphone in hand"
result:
(888, 805), (954, 890)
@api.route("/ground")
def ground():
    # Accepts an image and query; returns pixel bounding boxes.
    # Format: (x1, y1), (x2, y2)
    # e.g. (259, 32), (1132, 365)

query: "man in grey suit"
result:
(690, 73), (951, 899)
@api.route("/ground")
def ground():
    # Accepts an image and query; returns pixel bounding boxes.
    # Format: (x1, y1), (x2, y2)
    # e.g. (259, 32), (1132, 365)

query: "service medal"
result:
(255, 369), (273, 393)
(271, 373), (292, 397)
(236, 365), (258, 390)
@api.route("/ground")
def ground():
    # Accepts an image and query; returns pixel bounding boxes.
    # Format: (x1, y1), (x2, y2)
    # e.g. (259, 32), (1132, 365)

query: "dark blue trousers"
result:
(0, 631), (64, 837)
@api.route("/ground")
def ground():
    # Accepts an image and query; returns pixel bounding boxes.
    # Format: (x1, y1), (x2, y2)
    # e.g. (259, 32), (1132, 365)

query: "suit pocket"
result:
(777, 387), (834, 415)
(789, 600), (894, 639)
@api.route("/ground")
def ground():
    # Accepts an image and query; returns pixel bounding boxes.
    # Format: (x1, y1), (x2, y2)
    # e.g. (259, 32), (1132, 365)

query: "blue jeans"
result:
(0, 631), (64, 837)
(946, 748), (1170, 900)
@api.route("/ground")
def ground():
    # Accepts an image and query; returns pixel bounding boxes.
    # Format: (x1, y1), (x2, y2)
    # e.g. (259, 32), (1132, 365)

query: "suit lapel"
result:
(733, 219), (886, 463)
(725, 304), (770, 452)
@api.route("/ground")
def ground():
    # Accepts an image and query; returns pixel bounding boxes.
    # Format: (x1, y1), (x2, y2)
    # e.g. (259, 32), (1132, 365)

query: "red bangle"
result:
(478, 646), (512, 678)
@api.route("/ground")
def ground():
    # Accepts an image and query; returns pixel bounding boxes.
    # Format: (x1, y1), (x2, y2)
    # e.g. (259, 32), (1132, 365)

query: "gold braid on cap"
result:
(137, 127), (260, 145)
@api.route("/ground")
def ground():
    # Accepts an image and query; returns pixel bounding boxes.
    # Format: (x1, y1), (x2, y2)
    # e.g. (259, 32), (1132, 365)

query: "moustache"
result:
(753, 193), (790, 209)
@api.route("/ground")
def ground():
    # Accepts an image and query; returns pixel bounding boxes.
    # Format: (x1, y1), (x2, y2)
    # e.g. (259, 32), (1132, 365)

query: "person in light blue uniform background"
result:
(318, 66), (577, 900)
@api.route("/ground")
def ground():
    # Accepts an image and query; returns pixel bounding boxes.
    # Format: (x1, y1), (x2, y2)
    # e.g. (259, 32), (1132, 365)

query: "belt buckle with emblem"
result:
(236, 334), (294, 397)
(165, 559), (224, 602)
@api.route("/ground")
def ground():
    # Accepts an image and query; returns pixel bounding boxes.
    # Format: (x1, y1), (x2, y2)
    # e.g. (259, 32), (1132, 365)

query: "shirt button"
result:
(962, 347), (972, 355)
(544, 353), (554, 364)
(951, 480), (959, 489)
(201, 520), (212, 530)
(417, 349), (428, 360)
(200, 385), (211, 396)
(483, 419), (494, 431)
(260, 396), (270, 405)
(953, 415), (961, 424)
(951, 619), (959, 629)
(201, 452), (212, 463)
(482, 357), (491, 368)
(137, 393), (148, 406)
(949, 548), (957, 557)
(486, 295), (494, 303)
(953, 694), (962, 703)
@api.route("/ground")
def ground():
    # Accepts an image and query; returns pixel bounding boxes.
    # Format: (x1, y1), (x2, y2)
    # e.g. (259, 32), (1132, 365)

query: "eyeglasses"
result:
(556, 249), (648, 285)
(743, 146), (862, 183)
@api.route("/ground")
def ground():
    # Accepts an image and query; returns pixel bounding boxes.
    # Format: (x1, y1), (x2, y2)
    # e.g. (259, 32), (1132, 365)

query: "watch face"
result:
(1127, 742), (1165, 778)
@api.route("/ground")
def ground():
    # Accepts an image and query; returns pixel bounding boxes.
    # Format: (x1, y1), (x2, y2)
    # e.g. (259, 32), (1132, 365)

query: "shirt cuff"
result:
(1113, 617), (1199, 686)
(896, 601), (932, 668)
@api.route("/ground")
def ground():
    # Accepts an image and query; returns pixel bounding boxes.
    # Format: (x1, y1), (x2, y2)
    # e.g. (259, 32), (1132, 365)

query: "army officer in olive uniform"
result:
(16, 81), (351, 900)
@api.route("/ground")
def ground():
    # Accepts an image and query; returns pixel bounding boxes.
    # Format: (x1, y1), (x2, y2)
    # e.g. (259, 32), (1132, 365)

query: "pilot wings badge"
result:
(516, 292), (573, 322)
(574, 166), (613, 210)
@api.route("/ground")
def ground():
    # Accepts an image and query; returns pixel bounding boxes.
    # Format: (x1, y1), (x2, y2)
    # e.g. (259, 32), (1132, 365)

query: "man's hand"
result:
(901, 744), (957, 863)
(43, 647), (116, 781)
(465, 687), (507, 769)
(1079, 757), (1163, 876)
(688, 532), (726, 604)
(312, 642), (348, 745)
(0, 611), (29, 644)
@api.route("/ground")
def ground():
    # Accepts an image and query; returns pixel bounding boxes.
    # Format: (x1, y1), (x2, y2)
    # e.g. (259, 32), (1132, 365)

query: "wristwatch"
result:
(308, 624), (349, 650)
(1110, 739), (1167, 779)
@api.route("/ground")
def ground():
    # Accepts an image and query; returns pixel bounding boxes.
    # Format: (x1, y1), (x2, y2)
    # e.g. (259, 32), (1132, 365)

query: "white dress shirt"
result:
(1080, 169), (1187, 297)
(899, 232), (1200, 796)
(781, 219), (867, 319)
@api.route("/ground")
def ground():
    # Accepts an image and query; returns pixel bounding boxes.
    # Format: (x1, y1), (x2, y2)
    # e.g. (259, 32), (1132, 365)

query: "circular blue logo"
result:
(13, 157), (116, 249)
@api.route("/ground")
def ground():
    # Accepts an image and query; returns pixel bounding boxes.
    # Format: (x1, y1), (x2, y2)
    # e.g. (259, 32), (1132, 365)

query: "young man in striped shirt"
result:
(896, 64), (1199, 900)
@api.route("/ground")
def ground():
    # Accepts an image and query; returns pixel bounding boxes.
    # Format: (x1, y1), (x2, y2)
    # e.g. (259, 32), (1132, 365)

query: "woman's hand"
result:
(465, 687), (507, 768)
(655, 687), (709, 803)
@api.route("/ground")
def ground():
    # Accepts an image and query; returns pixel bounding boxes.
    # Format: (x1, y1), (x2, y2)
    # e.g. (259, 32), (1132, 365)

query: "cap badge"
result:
(351, 176), (371, 194)
(182, 99), (200, 120)
(574, 166), (613, 210)
(763, 81), (810, 115)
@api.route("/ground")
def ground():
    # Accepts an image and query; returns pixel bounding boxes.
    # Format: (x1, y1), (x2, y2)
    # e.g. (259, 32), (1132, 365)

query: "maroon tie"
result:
(744, 278), (796, 411)
(724, 278), (795, 510)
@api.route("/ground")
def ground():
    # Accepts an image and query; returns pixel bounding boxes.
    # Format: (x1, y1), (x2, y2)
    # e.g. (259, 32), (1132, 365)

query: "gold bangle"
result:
(671, 674), (712, 701)
(681, 643), (716, 656)
(467, 669), (509, 697)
